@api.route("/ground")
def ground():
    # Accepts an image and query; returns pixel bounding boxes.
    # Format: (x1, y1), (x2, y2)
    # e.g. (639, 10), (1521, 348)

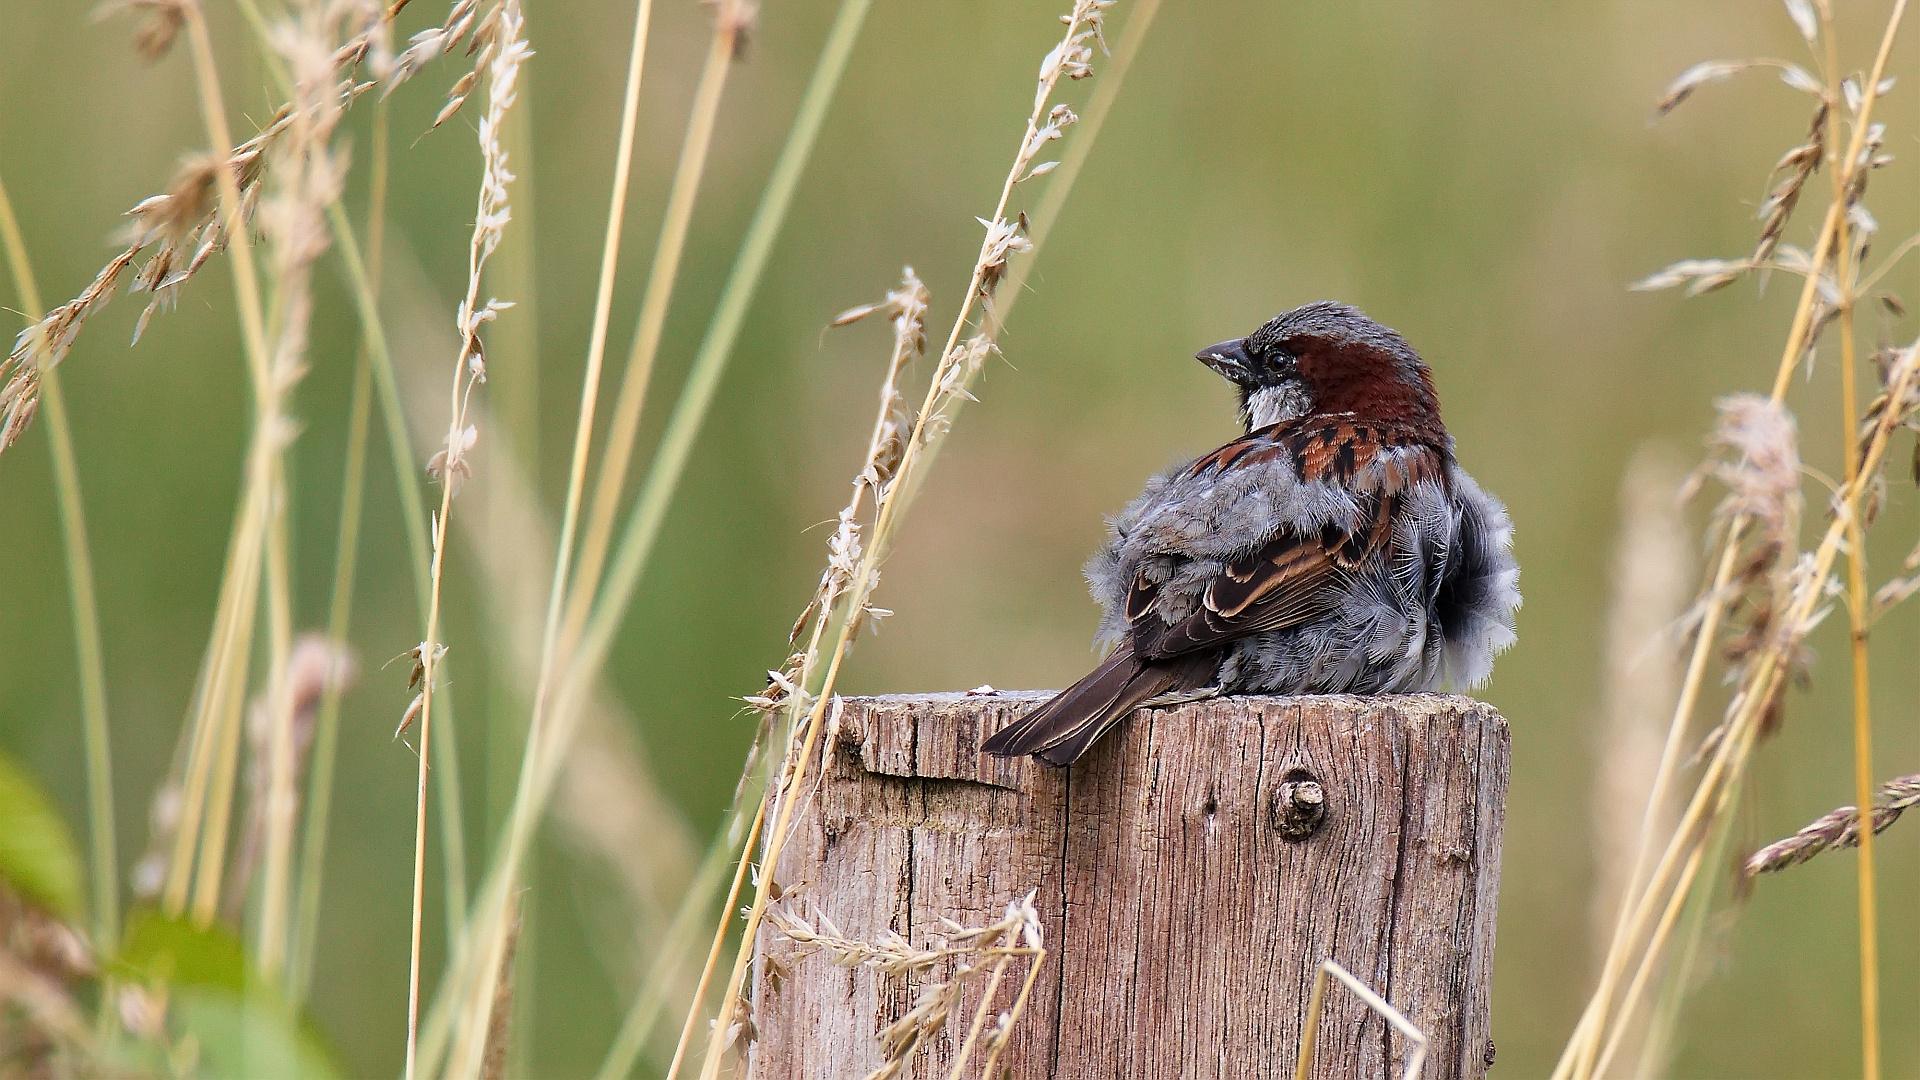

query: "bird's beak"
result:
(1195, 338), (1253, 382)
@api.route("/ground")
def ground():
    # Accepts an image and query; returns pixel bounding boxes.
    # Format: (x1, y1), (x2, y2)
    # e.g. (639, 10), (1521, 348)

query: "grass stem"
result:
(595, 791), (762, 1080)
(406, 9), (530, 1075)
(1564, 332), (1919, 1080)
(581, 0), (873, 742)
(656, 799), (766, 1080)
(528, 0), (655, 779)
(444, 5), (745, 1072)
(946, 956), (1013, 1080)
(290, 97), (391, 1005)
(174, 0), (286, 939)
(1818, 17), (1881, 1076)
(0, 173), (119, 956)
(1566, 7), (1907, 1073)
(555, 6), (742, 683)
(235, 0), (472, 950)
(1831, 99), (1881, 1080)
(554, 81), (893, 1080)
(326, 195), (472, 937)
(988, 0), (1159, 336)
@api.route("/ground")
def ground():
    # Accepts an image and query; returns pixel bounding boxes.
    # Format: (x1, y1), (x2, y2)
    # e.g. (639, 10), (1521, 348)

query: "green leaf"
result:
(0, 748), (84, 920)
(116, 908), (248, 992)
(170, 988), (343, 1080)
(116, 911), (343, 1079)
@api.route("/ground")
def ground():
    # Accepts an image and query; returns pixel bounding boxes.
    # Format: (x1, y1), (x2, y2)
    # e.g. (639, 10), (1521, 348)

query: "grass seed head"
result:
(94, 0), (191, 62)
(1748, 774), (1920, 874)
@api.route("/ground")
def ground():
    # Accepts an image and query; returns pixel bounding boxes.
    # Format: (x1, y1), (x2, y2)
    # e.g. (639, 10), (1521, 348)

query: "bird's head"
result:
(1196, 301), (1447, 444)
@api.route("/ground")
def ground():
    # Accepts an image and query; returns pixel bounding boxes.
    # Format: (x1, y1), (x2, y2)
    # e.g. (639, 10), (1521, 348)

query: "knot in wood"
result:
(1275, 772), (1326, 840)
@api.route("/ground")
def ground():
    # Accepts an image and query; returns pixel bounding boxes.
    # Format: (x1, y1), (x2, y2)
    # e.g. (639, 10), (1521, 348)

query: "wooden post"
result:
(748, 692), (1509, 1080)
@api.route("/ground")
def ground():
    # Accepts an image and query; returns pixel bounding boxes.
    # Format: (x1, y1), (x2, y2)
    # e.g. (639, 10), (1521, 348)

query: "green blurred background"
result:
(4, 1), (1920, 1076)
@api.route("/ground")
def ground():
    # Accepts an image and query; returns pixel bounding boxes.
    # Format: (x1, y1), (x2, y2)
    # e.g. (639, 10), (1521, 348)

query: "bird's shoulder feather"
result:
(1182, 415), (1444, 489)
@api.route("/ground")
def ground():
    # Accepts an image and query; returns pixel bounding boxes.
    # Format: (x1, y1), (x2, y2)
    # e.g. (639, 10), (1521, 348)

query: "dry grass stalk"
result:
(0, 171), (122, 957)
(1590, 339), (1919, 1080)
(1584, 450), (1698, 1076)
(1, 0), (492, 456)
(0, 132), (283, 448)
(1590, 445), (1692, 981)
(1292, 959), (1430, 1080)
(1578, 397), (1802, 1080)
(14, 0), (1135, 1069)
(527, 0), (654, 844)
(1576, 338), (1920, 1080)
(1563, 5), (1914, 1077)
(1818, 2), (1887, 1066)
(478, 894), (525, 1080)
(650, 272), (928, 1077)
(417, 4), (660, 1053)
(223, 0), (494, 944)
(397, 0), (664, 1065)
(404, 4), (529, 1075)
(754, 271), (930, 725)
(19, 0), (479, 960)
(590, 3), (901, 1065)
(383, 285), (701, 1059)
(490, 0), (1139, 1056)
(982, 0), (1159, 340)
(291, 90), (393, 1005)
(4, 33), (317, 942)
(1748, 773), (1920, 873)
(430, 5), (744, 1074)
(402, 372), (699, 945)
(227, 636), (356, 924)
(672, 279), (920, 1075)
(249, 0), (365, 976)
(658, 269), (928, 1080)
(158, 0), (302, 937)
(547, 0), (751, 781)
(685, 8), (1116, 1079)
(766, 892), (1046, 1080)
(3, 79), (286, 453)
(523, 4), (884, 1068)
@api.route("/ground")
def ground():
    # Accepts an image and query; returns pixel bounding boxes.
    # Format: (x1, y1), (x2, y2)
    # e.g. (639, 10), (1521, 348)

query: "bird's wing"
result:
(1128, 419), (1446, 661)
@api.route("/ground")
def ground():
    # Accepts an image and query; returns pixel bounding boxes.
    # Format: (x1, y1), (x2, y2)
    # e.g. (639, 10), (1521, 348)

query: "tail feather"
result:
(981, 643), (1215, 766)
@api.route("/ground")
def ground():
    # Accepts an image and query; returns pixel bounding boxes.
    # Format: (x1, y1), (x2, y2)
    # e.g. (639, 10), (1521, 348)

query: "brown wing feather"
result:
(1131, 533), (1346, 659)
(1135, 424), (1446, 662)
(985, 421), (1448, 766)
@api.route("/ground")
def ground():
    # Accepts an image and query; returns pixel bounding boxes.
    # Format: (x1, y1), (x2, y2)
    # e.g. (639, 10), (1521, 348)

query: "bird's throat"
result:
(1241, 383), (1314, 430)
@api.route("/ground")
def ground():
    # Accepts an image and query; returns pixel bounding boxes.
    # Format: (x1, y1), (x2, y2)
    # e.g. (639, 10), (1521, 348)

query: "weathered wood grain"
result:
(748, 692), (1508, 1080)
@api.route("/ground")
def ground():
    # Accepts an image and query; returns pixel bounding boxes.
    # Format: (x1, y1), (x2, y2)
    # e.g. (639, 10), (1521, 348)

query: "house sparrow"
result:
(981, 301), (1520, 766)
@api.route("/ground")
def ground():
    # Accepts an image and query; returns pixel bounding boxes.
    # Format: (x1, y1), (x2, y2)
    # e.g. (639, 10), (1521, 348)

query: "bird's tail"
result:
(981, 642), (1215, 767)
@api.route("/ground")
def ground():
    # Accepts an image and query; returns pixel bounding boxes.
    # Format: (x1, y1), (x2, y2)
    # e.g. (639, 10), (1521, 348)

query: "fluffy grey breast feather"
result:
(1085, 453), (1519, 697)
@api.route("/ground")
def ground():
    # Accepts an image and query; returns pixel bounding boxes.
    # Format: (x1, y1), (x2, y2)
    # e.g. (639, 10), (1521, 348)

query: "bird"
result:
(980, 301), (1520, 767)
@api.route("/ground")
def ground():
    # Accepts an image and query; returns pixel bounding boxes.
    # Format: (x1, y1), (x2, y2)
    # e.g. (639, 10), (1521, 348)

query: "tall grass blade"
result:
(290, 95), (391, 1005)
(0, 171), (119, 956)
